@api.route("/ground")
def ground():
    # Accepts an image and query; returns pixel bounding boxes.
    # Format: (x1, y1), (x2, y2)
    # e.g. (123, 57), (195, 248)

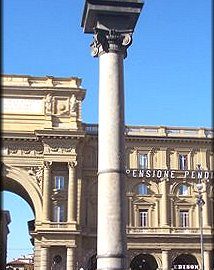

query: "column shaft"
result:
(40, 247), (48, 270)
(67, 247), (75, 270)
(43, 162), (51, 221)
(97, 51), (127, 270)
(162, 250), (169, 270)
(67, 162), (77, 223)
(160, 180), (168, 227)
(204, 250), (211, 270)
(128, 197), (133, 227)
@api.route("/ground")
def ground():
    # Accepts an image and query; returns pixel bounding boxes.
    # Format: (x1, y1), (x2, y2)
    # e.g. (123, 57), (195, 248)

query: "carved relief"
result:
(3, 141), (44, 156)
(44, 139), (76, 155)
(27, 166), (44, 189)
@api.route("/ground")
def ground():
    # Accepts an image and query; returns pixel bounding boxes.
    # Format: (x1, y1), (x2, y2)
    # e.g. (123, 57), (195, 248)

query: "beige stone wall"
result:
(2, 75), (213, 270)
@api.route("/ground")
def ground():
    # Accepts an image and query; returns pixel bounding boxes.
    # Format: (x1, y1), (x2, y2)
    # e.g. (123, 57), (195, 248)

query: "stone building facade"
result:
(2, 75), (213, 270)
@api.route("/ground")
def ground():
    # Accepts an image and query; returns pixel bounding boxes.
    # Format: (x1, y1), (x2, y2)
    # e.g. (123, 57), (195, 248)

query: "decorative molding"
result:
(90, 28), (132, 58)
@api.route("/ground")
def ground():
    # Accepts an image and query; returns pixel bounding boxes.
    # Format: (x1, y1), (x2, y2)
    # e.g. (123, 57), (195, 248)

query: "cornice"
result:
(34, 129), (86, 139)
(125, 135), (213, 144)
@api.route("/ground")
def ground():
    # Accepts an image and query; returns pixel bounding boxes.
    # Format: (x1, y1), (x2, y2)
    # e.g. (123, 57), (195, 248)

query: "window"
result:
(179, 210), (189, 227)
(139, 209), (148, 227)
(139, 154), (148, 169)
(54, 176), (64, 190)
(53, 205), (64, 222)
(179, 154), (188, 170)
(179, 184), (189, 196)
(137, 183), (148, 195)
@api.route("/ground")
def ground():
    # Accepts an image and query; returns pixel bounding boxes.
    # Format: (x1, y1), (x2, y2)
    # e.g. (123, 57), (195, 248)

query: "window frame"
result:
(178, 154), (188, 170)
(179, 210), (189, 228)
(139, 209), (148, 227)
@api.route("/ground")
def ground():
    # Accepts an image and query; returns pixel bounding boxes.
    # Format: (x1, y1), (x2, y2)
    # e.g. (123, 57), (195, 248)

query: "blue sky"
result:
(3, 0), (212, 262)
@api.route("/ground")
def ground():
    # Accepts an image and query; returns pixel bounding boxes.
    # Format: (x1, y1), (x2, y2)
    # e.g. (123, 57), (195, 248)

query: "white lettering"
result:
(204, 171), (209, 179)
(184, 171), (190, 178)
(163, 170), (169, 178)
(132, 170), (137, 177)
(139, 170), (145, 177)
(146, 170), (151, 177)
(170, 170), (175, 179)
(173, 265), (199, 270)
(157, 170), (162, 178)
(197, 171), (203, 179)
(191, 171), (196, 179)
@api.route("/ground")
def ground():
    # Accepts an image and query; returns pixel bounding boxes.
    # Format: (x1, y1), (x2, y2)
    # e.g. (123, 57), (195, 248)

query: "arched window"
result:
(179, 184), (189, 196)
(137, 183), (148, 195)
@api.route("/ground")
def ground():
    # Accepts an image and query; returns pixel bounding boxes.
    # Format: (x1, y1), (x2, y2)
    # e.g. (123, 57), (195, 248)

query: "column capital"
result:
(90, 28), (132, 58)
(68, 161), (77, 169)
(44, 161), (52, 169)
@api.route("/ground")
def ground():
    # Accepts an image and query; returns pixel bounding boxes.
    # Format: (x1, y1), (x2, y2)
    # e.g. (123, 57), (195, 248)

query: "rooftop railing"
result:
(84, 124), (213, 138)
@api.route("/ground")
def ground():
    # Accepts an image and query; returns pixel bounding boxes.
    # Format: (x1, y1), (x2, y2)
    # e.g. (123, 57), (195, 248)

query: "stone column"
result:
(204, 250), (211, 270)
(128, 196), (133, 227)
(67, 161), (77, 224)
(67, 247), (75, 270)
(161, 250), (169, 270)
(160, 179), (169, 227)
(43, 161), (52, 222)
(96, 33), (129, 270)
(40, 246), (48, 270)
(82, 2), (143, 269)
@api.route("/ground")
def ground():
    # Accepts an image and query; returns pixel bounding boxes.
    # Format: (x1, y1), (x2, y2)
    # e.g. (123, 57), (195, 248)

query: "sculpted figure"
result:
(70, 94), (78, 113)
(45, 94), (52, 114)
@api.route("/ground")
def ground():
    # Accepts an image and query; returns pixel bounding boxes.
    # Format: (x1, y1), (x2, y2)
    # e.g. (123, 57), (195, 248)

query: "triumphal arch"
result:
(2, 74), (214, 270)
(2, 74), (90, 269)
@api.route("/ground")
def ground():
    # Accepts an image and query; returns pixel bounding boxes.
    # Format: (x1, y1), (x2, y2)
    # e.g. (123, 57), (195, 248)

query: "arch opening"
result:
(172, 254), (199, 270)
(3, 191), (35, 263)
(130, 254), (158, 270)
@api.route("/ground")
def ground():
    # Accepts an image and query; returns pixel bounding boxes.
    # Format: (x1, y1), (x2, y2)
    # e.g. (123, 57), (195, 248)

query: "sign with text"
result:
(173, 264), (199, 269)
(126, 169), (213, 180)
